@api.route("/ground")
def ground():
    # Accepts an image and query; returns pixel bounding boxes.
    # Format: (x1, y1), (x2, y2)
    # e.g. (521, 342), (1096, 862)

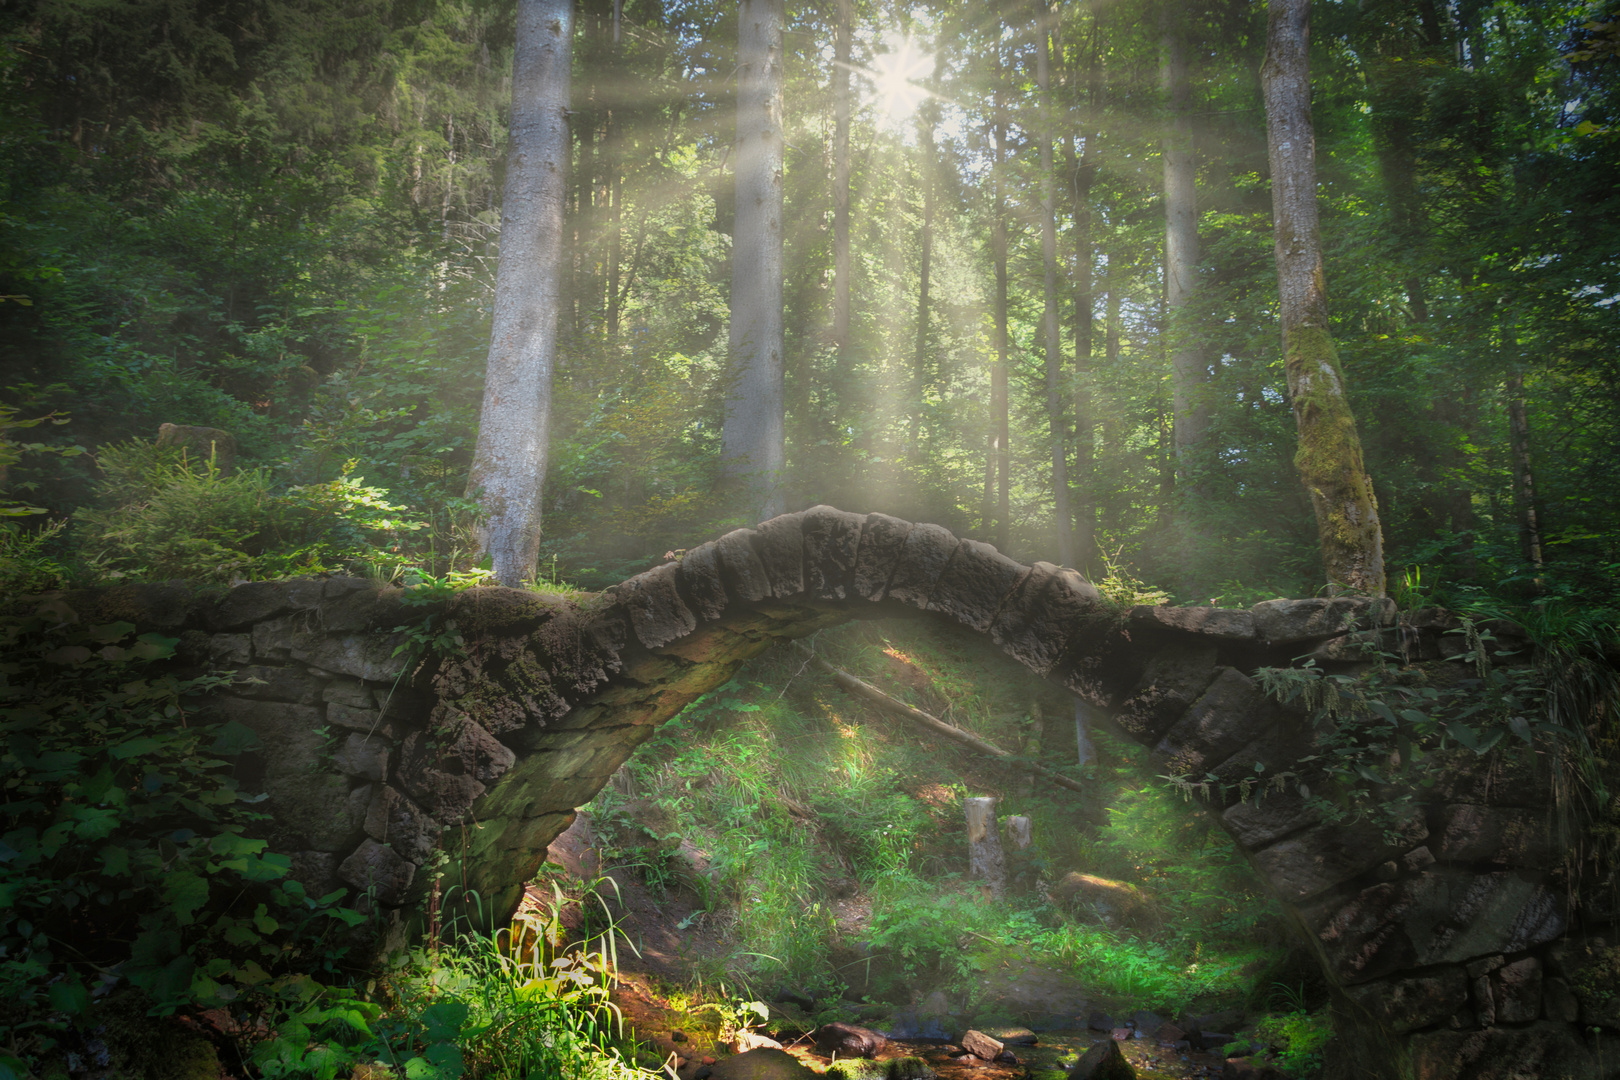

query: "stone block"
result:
(1428, 749), (1556, 810)
(1114, 642), (1219, 743)
(1342, 967), (1469, 1034)
(618, 561), (698, 650)
(1253, 812), (1428, 904)
(885, 523), (959, 608)
(327, 701), (393, 739)
(1155, 668), (1285, 778)
(927, 539), (1028, 633)
(1222, 791), (1318, 850)
(287, 850), (341, 900)
(251, 613), (305, 661)
(339, 838), (418, 906)
(364, 786), (441, 864)
(1543, 977), (1578, 1022)
(801, 505), (865, 601)
(332, 731), (390, 782)
(1408, 1021), (1598, 1080)
(713, 528), (771, 603)
(754, 512), (807, 598)
(852, 513), (914, 601)
(1303, 629), (1402, 664)
(676, 541), (729, 621)
(1129, 605), (1255, 640)
(1307, 868), (1567, 985)
(399, 729), (487, 822)
(320, 586), (407, 633)
(290, 632), (407, 682)
(990, 561), (1104, 675)
(544, 609), (628, 701)
(208, 633), (252, 665)
(1436, 804), (1559, 869)
(1250, 596), (1397, 644)
(324, 680), (375, 708)
(1550, 938), (1620, 1029)
(1494, 957), (1543, 1023)
(322, 576), (375, 598)
(208, 578), (324, 630)
(228, 665), (324, 705)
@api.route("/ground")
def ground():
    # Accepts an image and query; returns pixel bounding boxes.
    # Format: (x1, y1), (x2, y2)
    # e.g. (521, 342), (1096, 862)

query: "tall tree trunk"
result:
(1038, 13), (1071, 566)
(910, 104), (937, 459)
(722, 0), (788, 520)
(1505, 369), (1543, 571)
(606, 105), (622, 336)
(469, 0), (574, 586)
(1069, 11), (1102, 573)
(992, 58), (1011, 551)
(1262, 0), (1386, 596)
(832, 0), (852, 370)
(1161, 5), (1208, 487)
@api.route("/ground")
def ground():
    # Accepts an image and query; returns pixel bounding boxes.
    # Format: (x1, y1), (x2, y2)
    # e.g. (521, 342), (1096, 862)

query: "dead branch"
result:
(790, 642), (1085, 795)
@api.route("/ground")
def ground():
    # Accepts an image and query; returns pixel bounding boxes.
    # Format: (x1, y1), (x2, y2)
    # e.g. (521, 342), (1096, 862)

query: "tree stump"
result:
(964, 797), (1006, 898)
(1006, 815), (1032, 851)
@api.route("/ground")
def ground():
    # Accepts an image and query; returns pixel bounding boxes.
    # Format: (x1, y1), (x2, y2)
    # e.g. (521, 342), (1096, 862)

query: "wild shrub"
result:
(0, 596), (366, 1073)
(75, 440), (427, 582)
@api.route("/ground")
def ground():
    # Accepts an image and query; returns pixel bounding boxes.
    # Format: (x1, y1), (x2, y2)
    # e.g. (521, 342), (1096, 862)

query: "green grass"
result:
(586, 618), (1293, 1015)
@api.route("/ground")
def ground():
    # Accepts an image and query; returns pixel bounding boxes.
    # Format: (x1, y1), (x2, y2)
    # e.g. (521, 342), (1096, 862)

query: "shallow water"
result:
(802, 1029), (1232, 1080)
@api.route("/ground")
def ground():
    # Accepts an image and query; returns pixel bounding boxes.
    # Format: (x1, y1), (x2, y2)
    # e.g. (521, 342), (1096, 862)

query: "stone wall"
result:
(43, 505), (1615, 1080)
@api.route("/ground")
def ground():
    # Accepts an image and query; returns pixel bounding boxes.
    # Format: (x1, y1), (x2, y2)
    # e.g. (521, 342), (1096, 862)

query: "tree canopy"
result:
(2, 0), (1618, 606)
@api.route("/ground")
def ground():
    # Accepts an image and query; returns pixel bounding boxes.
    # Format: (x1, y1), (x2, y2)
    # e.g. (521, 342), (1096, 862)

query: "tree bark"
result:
(831, 0), (852, 368)
(469, 0), (573, 587)
(1506, 370), (1543, 570)
(1069, 12), (1103, 573)
(1262, 0), (1386, 596)
(1161, 5), (1209, 486)
(1038, 14), (1071, 567)
(991, 53), (1011, 552)
(910, 103), (937, 458)
(722, 0), (788, 520)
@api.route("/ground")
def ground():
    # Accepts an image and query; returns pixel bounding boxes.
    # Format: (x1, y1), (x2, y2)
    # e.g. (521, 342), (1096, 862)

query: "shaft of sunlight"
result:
(864, 34), (933, 131)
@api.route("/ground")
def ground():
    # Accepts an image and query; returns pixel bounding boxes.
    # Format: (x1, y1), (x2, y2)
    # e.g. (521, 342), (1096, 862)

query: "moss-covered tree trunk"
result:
(468, 0), (573, 586)
(1261, 0), (1386, 596)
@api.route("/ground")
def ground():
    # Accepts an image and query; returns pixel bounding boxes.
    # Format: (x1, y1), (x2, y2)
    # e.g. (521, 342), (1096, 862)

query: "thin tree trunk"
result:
(1038, 14), (1071, 566)
(722, 0), (788, 520)
(1161, 6), (1208, 487)
(1262, 0), (1386, 596)
(832, 0), (852, 370)
(992, 59), (1011, 552)
(606, 106), (622, 336)
(1069, 12), (1102, 573)
(910, 106), (937, 458)
(1506, 370), (1543, 571)
(470, 0), (573, 586)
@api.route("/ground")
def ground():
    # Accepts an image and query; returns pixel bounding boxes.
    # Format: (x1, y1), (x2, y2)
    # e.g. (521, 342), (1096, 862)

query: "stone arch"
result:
(56, 505), (1599, 1080)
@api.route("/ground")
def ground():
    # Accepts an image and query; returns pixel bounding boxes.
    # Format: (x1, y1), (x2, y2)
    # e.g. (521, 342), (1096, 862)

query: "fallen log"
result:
(790, 642), (1085, 795)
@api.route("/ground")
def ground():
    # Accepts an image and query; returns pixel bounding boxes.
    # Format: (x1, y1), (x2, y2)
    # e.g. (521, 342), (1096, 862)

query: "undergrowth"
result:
(584, 618), (1290, 1018)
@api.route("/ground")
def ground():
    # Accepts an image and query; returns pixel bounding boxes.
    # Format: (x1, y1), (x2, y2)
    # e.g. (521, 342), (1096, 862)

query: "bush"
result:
(0, 595), (366, 1072)
(75, 439), (427, 582)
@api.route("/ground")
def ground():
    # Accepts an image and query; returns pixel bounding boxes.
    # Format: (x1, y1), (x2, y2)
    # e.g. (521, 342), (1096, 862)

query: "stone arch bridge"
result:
(58, 507), (1607, 1080)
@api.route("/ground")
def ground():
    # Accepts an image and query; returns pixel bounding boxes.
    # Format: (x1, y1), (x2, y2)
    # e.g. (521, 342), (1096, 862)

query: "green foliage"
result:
(75, 440), (427, 582)
(1252, 612), (1617, 837)
(1254, 1008), (1332, 1076)
(0, 595), (365, 1068)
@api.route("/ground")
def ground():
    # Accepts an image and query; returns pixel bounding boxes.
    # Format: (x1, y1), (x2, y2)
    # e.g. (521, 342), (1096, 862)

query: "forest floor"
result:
(523, 611), (1321, 1078)
(535, 813), (1241, 1080)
